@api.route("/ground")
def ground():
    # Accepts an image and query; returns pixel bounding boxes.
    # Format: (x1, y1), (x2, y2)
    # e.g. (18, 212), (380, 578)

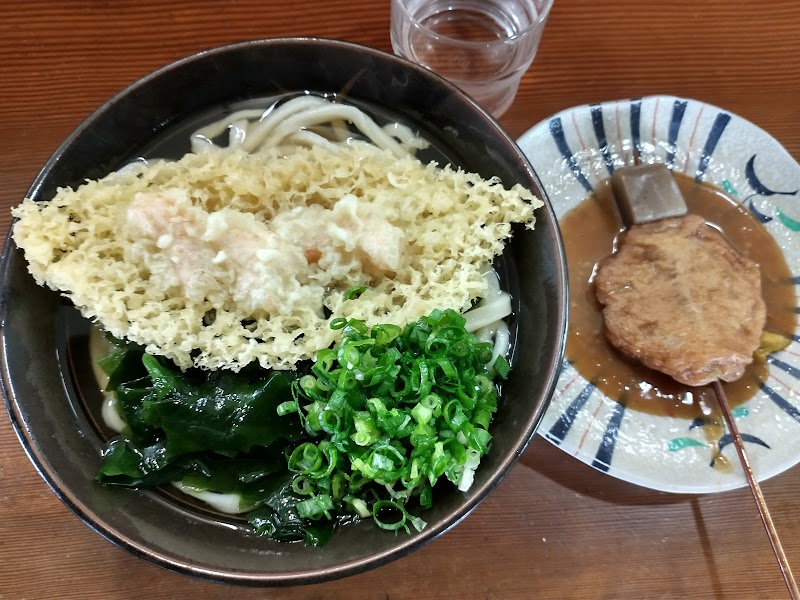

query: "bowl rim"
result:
(0, 36), (568, 585)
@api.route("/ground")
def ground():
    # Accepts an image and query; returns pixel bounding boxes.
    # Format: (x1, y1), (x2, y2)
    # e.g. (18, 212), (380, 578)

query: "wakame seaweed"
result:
(95, 342), (329, 544)
(95, 309), (507, 546)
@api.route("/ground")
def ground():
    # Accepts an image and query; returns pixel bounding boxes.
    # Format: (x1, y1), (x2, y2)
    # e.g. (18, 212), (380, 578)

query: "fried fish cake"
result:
(594, 214), (766, 387)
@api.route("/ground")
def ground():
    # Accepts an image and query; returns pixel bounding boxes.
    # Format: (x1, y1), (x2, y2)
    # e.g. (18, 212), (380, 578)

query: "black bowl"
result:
(0, 38), (567, 585)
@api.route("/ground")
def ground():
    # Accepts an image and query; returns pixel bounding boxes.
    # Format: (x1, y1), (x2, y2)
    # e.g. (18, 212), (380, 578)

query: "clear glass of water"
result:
(390, 0), (553, 118)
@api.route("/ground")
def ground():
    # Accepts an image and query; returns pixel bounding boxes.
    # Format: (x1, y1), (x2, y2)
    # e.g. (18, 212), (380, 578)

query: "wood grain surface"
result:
(2, 1), (799, 599)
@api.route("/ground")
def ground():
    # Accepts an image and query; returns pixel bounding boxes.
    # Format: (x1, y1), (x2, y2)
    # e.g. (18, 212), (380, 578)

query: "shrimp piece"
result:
(126, 190), (219, 301)
(329, 194), (406, 276)
(270, 195), (407, 278)
(269, 204), (331, 265)
(204, 209), (318, 314)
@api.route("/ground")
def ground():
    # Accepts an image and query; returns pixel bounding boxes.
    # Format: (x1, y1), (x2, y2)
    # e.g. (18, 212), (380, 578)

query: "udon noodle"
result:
(190, 94), (428, 157)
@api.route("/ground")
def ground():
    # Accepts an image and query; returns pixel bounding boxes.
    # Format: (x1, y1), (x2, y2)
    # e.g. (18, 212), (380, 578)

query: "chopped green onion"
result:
(330, 317), (348, 330)
(419, 483), (433, 509)
(331, 472), (348, 500)
(492, 355), (511, 379)
(372, 500), (407, 531)
(297, 493), (334, 519)
(288, 443), (323, 474)
(276, 401), (298, 416)
(434, 358), (458, 379)
(327, 389), (348, 412)
(443, 400), (468, 432)
(411, 402), (433, 425)
(472, 409), (492, 429)
(339, 344), (361, 368)
(287, 308), (510, 537)
(318, 409), (341, 434)
(292, 475), (314, 496)
(372, 324), (401, 346)
(345, 285), (367, 300)
(408, 514), (428, 532)
(348, 496), (371, 518)
(420, 393), (441, 413)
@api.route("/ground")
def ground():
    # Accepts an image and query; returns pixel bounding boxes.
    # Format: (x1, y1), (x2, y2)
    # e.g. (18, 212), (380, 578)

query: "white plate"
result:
(517, 95), (800, 493)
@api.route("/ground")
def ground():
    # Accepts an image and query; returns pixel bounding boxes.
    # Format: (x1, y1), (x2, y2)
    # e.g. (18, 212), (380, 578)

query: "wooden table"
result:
(2, 1), (799, 598)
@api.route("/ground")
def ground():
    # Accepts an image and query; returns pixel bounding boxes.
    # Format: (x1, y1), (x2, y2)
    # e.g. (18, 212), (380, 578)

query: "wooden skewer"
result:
(611, 161), (798, 598)
(713, 380), (799, 600)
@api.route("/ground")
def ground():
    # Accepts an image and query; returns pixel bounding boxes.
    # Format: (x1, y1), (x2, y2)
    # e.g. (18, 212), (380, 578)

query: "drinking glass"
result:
(390, 0), (553, 117)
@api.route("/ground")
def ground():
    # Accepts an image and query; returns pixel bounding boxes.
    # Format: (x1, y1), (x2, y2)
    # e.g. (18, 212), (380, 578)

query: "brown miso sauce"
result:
(562, 172), (797, 420)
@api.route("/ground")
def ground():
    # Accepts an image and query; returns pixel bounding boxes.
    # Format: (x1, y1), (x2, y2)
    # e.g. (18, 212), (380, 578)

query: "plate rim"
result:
(516, 93), (800, 494)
